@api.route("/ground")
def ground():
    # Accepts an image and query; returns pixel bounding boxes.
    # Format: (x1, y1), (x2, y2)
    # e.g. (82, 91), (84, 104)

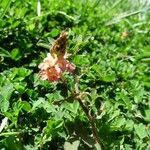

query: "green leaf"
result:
(64, 140), (80, 150)
(31, 98), (45, 110)
(124, 120), (134, 131)
(12, 67), (32, 79)
(144, 109), (150, 122)
(46, 91), (64, 103)
(73, 55), (90, 66)
(124, 144), (132, 150)
(94, 142), (102, 150)
(134, 124), (147, 139)
(0, 47), (11, 57)
(50, 28), (60, 37)
(14, 82), (26, 94)
(21, 101), (31, 112)
(0, 0), (12, 19)
(0, 83), (14, 101)
(102, 73), (116, 82)
(0, 83), (13, 112)
(62, 101), (79, 114)
(0, 117), (8, 132)
(0, 94), (9, 112)
(43, 120), (64, 137)
(0, 135), (23, 150)
(10, 48), (22, 61)
(110, 117), (126, 131)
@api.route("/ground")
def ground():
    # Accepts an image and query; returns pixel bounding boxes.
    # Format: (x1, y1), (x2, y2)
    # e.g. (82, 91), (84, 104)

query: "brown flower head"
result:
(38, 31), (75, 82)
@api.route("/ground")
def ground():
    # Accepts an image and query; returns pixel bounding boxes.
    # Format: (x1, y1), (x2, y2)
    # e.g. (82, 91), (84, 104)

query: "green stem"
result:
(37, 42), (50, 50)
(0, 132), (20, 137)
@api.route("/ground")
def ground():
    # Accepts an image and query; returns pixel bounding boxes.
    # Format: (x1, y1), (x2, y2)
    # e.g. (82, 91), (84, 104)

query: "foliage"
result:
(0, 0), (150, 149)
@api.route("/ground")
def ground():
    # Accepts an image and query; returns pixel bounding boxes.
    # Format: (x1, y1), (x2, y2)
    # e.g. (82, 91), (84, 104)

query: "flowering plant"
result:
(38, 31), (103, 149)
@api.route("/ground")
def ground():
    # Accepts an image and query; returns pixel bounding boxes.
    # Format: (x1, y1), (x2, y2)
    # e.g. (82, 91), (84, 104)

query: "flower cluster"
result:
(38, 53), (75, 82)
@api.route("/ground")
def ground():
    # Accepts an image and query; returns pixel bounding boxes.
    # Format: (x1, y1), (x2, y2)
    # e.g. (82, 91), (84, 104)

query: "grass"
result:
(0, 0), (150, 149)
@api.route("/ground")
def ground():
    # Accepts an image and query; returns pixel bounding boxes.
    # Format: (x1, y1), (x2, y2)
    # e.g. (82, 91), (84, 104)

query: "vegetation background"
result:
(0, 0), (150, 149)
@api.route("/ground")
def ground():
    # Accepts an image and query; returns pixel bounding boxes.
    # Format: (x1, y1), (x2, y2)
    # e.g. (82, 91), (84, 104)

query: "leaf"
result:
(143, 109), (150, 122)
(31, 98), (45, 110)
(50, 28), (60, 37)
(0, 117), (8, 133)
(124, 144), (132, 150)
(43, 120), (64, 137)
(14, 82), (26, 94)
(94, 142), (102, 150)
(0, 47), (11, 57)
(10, 48), (22, 61)
(46, 91), (64, 103)
(62, 101), (79, 114)
(0, 83), (14, 112)
(0, 135), (23, 149)
(21, 101), (31, 112)
(13, 67), (32, 78)
(110, 117), (126, 131)
(134, 124), (147, 139)
(0, 0), (12, 19)
(73, 55), (90, 66)
(124, 120), (134, 131)
(141, 58), (150, 63)
(0, 83), (14, 101)
(64, 140), (80, 150)
(102, 73), (116, 82)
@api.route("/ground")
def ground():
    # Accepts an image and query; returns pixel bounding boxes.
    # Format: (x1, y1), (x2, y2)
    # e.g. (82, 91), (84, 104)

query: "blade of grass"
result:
(0, 132), (20, 137)
(57, 11), (75, 21)
(106, 7), (150, 26)
(100, 0), (122, 18)
(0, 47), (11, 57)
(37, 0), (41, 16)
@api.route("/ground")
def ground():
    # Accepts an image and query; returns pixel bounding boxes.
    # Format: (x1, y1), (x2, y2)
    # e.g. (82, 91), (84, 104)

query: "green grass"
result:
(0, 0), (150, 149)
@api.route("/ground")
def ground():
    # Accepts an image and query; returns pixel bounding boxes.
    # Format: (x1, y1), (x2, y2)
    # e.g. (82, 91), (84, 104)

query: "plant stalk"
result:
(73, 77), (105, 149)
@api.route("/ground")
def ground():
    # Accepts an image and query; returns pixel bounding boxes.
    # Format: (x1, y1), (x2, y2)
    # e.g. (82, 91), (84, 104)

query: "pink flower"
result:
(38, 53), (75, 82)
(56, 57), (75, 73)
(38, 53), (57, 70)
